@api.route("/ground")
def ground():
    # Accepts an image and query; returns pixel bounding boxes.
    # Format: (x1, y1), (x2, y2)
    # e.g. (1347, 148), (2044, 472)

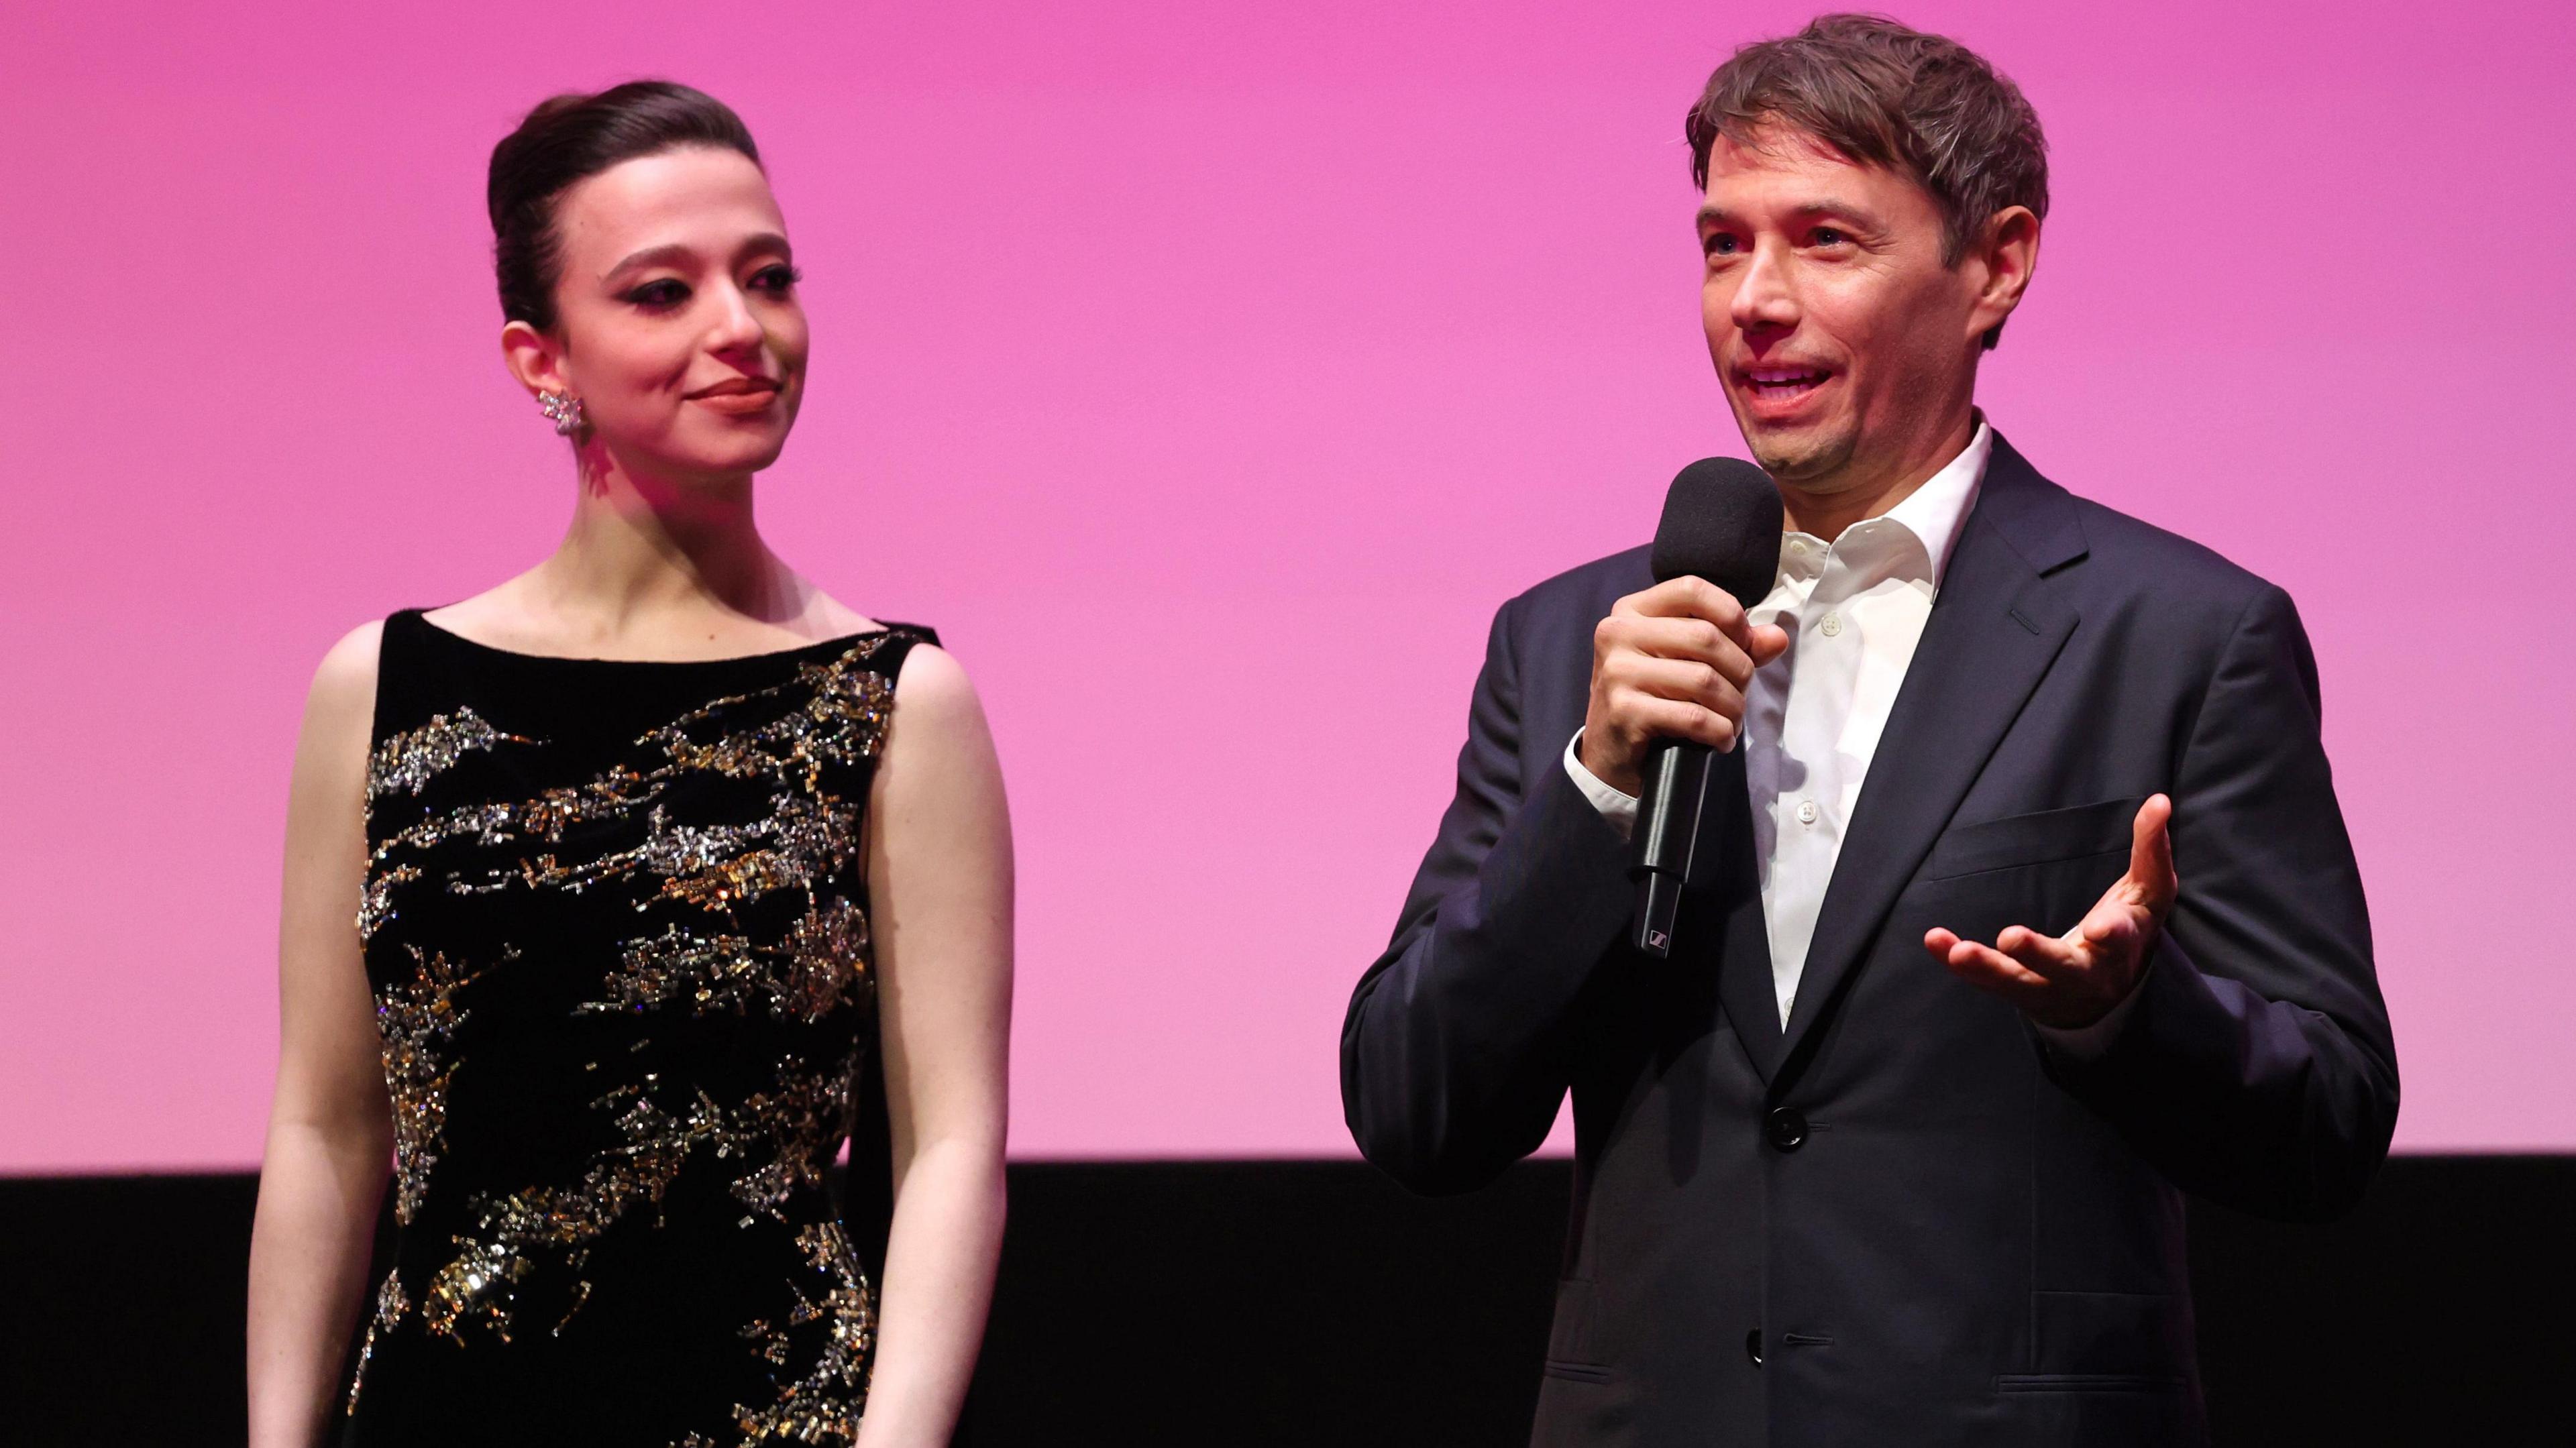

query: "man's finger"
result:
(1628, 575), (1748, 630)
(1613, 655), (1746, 716)
(2128, 794), (2177, 909)
(1927, 930), (2053, 998)
(1993, 924), (2083, 981)
(1616, 614), (1754, 681)
(1625, 694), (1741, 753)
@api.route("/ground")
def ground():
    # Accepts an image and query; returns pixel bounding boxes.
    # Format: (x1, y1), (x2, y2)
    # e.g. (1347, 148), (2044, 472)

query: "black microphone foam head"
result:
(1651, 457), (1784, 606)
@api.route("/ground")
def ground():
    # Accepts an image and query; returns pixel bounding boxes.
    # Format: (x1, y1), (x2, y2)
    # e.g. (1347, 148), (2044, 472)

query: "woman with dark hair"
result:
(245, 81), (1010, 1447)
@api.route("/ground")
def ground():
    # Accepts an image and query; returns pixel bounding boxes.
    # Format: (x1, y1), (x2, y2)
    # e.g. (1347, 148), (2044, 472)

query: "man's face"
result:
(1698, 126), (1996, 498)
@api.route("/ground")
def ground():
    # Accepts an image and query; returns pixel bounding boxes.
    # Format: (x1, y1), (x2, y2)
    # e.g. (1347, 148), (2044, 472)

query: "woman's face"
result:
(513, 146), (808, 485)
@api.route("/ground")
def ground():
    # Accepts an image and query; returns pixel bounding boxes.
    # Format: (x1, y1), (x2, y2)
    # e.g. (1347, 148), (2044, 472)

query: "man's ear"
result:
(501, 320), (568, 398)
(1966, 205), (2040, 350)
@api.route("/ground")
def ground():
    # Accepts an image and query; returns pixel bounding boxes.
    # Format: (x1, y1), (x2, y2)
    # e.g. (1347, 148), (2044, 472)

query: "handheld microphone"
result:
(1631, 457), (1783, 957)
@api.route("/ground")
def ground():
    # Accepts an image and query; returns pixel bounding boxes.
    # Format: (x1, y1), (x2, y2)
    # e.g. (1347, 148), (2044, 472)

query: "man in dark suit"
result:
(1338, 15), (2398, 1445)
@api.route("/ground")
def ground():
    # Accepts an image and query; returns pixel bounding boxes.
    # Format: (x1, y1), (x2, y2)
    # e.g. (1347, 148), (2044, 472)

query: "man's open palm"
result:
(1923, 795), (2179, 1031)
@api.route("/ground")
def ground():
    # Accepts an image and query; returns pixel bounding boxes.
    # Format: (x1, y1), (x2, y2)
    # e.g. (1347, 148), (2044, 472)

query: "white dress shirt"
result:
(1565, 421), (2140, 1054)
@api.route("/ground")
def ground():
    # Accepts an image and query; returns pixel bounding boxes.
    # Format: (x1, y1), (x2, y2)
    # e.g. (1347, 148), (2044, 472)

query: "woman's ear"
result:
(500, 319), (568, 398)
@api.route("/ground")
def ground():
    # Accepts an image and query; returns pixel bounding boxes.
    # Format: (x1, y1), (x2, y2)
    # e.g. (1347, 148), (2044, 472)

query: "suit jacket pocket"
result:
(1917, 796), (2145, 881)
(2024, 1290), (2191, 1382)
(1994, 1373), (2185, 1394)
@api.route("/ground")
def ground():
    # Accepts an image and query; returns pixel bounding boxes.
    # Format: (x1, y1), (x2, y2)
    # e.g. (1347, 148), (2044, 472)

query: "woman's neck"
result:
(531, 440), (794, 632)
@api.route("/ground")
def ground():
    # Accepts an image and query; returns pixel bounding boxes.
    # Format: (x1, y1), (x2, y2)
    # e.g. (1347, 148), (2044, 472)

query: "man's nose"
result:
(1729, 241), (1801, 335)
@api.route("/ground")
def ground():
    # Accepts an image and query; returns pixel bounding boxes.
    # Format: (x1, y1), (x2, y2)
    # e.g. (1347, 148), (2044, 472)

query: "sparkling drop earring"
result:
(537, 390), (584, 437)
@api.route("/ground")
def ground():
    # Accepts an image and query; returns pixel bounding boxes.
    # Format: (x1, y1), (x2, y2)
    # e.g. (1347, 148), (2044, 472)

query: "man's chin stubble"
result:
(1748, 429), (1856, 489)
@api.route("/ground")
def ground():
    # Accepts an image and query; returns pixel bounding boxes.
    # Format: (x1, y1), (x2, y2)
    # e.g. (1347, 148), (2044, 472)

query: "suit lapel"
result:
(1701, 743), (1784, 1083)
(1772, 437), (2088, 1078)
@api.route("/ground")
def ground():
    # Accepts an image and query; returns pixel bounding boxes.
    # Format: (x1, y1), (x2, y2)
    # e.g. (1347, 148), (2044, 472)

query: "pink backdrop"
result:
(5, 1), (2569, 1171)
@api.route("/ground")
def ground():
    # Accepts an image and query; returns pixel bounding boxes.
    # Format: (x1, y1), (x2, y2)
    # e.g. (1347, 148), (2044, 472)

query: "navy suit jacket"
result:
(1340, 435), (2398, 1447)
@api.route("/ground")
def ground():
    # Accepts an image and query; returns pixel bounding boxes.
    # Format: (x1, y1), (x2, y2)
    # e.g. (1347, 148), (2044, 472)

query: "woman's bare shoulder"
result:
(308, 618), (386, 716)
(290, 620), (387, 793)
(885, 640), (986, 748)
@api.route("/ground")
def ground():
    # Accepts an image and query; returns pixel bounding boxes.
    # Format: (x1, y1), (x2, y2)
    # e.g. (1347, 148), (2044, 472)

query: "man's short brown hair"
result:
(1686, 13), (2048, 349)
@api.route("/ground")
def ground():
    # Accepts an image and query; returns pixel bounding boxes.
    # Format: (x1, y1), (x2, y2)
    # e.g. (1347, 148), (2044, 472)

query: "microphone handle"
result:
(1630, 738), (1714, 956)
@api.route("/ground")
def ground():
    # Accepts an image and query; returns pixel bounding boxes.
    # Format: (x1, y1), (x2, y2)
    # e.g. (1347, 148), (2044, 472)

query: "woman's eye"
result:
(753, 265), (802, 292)
(627, 280), (690, 308)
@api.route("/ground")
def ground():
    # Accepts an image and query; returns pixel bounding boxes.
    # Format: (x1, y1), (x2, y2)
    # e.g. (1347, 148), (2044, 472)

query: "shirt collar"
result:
(1875, 417), (1990, 592)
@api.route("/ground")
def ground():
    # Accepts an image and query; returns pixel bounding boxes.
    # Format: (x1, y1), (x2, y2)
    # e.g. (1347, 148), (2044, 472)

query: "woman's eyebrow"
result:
(602, 233), (792, 280)
(601, 242), (698, 279)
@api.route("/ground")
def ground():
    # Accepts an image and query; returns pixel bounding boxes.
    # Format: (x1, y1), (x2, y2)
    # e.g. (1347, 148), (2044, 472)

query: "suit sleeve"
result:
(1339, 595), (1640, 1194)
(2043, 583), (2400, 1220)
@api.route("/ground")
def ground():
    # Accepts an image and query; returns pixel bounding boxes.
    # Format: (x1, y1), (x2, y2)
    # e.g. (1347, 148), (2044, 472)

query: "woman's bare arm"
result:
(854, 643), (1012, 1447)
(247, 623), (394, 1447)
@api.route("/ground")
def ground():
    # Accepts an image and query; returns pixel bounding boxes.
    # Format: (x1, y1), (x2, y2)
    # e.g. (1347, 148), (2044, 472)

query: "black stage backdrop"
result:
(4, 1157), (2567, 1444)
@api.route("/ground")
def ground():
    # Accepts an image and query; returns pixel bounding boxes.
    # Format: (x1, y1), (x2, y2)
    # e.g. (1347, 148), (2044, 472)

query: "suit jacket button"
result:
(1746, 1328), (1764, 1367)
(1766, 1107), (1808, 1152)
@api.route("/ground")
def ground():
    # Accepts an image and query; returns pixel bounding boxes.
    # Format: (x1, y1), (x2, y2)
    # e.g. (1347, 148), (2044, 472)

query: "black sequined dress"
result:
(343, 609), (934, 1446)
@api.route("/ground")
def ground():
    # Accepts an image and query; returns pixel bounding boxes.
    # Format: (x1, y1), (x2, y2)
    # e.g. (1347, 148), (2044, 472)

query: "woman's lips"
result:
(690, 386), (780, 414)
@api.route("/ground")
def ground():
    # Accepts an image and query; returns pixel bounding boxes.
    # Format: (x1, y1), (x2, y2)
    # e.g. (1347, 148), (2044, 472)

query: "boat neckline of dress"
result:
(410, 610), (898, 667)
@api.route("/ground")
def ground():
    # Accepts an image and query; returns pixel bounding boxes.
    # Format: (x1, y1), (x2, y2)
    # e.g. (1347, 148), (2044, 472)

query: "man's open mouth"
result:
(1741, 365), (1832, 402)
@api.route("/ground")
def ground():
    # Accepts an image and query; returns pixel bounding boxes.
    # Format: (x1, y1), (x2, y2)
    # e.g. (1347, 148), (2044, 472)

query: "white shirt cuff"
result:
(1563, 729), (1639, 841)
(2031, 957), (2153, 1062)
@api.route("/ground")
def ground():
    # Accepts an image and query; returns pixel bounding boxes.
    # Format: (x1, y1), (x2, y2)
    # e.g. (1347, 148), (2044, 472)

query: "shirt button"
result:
(1819, 612), (1843, 637)
(1796, 799), (1819, 825)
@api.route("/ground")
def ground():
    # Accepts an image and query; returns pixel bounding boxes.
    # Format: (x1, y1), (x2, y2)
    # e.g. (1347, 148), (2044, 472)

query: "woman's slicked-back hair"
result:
(487, 80), (761, 333)
(1686, 14), (2047, 349)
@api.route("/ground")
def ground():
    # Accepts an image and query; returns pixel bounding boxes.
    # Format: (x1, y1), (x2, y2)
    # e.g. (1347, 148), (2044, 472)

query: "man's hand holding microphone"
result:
(1598, 459), (1790, 956)
(1580, 576), (1790, 796)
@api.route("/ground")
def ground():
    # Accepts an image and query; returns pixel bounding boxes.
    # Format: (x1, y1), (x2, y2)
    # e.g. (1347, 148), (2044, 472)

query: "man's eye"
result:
(627, 280), (690, 307)
(1813, 227), (1847, 247)
(1705, 233), (1741, 256)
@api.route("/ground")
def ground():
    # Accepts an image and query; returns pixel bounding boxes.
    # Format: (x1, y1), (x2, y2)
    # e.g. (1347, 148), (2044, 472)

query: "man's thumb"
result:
(2131, 794), (2176, 900)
